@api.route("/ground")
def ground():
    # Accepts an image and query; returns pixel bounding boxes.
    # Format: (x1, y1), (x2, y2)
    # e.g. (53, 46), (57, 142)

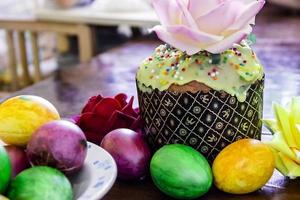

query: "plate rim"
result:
(77, 142), (117, 200)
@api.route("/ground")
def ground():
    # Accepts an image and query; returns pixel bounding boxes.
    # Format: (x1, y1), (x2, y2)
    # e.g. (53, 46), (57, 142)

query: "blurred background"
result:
(0, 0), (299, 100)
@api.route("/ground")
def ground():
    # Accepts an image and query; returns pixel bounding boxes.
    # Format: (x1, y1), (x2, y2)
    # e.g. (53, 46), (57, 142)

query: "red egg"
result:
(100, 128), (151, 180)
(4, 146), (30, 177)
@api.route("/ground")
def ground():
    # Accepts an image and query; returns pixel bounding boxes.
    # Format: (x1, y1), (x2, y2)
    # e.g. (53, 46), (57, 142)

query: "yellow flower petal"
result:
(269, 148), (288, 176)
(279, 152), (300, 179)
(266, 132), (296, 161)
(273, 103), (297, 148)
(263, 119), (278, 135)
(289, 97), (300, 148)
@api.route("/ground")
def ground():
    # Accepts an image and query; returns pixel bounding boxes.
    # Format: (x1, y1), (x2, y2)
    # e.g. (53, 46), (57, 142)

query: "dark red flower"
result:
(76, 93), (141, 144)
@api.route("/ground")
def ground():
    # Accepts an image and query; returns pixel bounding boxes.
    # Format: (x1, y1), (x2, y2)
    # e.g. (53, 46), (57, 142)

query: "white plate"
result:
(69, 142), (117, 200)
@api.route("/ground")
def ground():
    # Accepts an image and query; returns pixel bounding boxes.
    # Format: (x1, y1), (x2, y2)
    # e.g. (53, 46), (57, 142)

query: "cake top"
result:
(136, 41), (264, 102)
(150, 0), (265, 55)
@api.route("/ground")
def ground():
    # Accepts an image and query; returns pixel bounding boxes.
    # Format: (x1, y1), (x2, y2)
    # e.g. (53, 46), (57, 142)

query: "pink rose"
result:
(151, 0), (265, 55)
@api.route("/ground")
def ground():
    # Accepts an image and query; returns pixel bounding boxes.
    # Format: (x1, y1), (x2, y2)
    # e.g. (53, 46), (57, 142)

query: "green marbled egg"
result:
(150, 144), (212, 199)
(0, 145), (11, 194)
(7, 166), (73, 200)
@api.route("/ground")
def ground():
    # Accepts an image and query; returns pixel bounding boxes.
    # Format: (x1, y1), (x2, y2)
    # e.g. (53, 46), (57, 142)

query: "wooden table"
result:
(36, 7), (158, 27)
(2, 4), (300, 200)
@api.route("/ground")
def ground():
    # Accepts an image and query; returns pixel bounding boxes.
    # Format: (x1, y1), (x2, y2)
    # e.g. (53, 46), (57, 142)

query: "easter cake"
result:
(137, 0), (265, 162)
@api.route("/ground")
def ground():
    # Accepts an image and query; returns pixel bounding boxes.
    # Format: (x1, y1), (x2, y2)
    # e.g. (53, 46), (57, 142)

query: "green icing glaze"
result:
(150, 144), (212, 199)
(0, 146), (11, 194)
(8, 166), (73, 200)
(136, 40), (264, 102)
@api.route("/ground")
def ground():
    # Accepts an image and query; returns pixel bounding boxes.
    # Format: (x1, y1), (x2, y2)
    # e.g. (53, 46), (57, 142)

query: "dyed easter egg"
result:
(4, 145), (30, 177)
(0, 95), (60, 146)
(0, 145), (11, 194)
(27, 120), (87, 174)
(150, 144), (212, 199)
(213, 139), (275, 194)
(7, 166), (73, 200)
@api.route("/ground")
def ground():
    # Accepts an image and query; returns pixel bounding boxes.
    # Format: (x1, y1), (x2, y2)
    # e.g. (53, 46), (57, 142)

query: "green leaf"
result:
(263, 119), (278, 135)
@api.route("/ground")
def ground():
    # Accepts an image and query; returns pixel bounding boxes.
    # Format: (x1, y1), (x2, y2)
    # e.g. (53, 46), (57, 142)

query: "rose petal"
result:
(93, 98), (122, 118)
(151, 0), (264, 54)
(174, 0), (198, 29)
(69, 115), (81, 124)
(84, 131), (105, 145)
(151, 0), (182, 26)
(152, 26), (199, 55)
(188, 0), (222, 18)
(166, 25), (223, 43)
(82, 95), (103, 113)
(195, 1), (244, 35)
(114, 93), (128, 108)
(130, 116), (143, 130)
(134, 108), (140, 115)
(78, 113), (108, 134)
(107, 110), (136, 131)
(228, 0), (265, 31)
(152, 25), (222, 55)
(121, 96), (136, 116)
(205, 25), (252, 54)
(132, 108), (139, 118)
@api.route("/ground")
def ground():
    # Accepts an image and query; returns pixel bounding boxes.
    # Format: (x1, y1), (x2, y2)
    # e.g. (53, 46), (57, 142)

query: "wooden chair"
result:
(0, 3), (158, 91)
(0, 20), (93, 90)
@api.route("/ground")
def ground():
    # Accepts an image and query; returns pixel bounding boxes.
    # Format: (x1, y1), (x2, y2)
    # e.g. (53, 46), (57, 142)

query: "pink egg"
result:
(27, 120), (87, 174)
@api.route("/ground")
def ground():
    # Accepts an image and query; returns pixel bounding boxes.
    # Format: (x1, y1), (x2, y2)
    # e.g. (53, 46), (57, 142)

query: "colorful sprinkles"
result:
(142, 41), (260, 83)
(137, 40), (264, 102)
(208, 67), (220, 80)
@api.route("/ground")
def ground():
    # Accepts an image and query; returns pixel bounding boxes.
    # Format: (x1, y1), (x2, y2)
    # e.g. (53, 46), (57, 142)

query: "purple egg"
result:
(101, 128), (151, 180)
(27, 120), (87, 174)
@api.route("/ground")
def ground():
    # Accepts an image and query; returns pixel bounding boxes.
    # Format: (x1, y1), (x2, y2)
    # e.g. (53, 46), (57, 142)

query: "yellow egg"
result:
(212, 139), (275, 194)
(0, 95), (60, 146)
